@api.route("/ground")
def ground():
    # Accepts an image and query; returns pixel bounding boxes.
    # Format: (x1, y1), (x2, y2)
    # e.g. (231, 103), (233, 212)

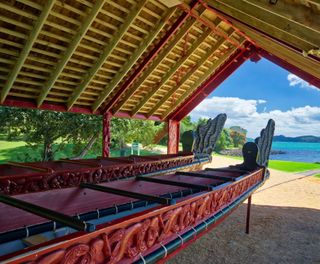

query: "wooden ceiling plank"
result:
(229, 18), (320, 79)
(67, 0), (149, 110)
(0, 2), (38, 20)
(147, 32), (235, 117)
(91, 7), (177, 112)
(130, 27), (213, 116)
(0, 0), (55, 103)
(161, 43), (241, 119)
(36, 0), (106, 107)
(205, 0), (319, 52)
(111, 17), (199, 114)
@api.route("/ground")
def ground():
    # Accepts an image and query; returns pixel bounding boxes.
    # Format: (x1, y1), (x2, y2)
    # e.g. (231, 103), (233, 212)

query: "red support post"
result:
(102, 112), (112, 157)
(167, 119), (180, 154)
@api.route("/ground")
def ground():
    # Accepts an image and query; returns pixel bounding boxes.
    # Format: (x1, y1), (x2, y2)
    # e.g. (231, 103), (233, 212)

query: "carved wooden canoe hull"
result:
(0, 167), (266, 264)
(0, 153), (208, 195)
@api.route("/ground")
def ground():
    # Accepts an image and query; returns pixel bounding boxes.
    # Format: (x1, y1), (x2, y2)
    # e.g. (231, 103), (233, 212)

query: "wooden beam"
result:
(204, 0), (319, 53)
(162, 42), (243, 119)
(37, 0), (106, 107)
(0, 0), (55, 103)
(224, 16), (320, 80)
(91, 7), (177, 112)
(168, 41), (249, 121)
(110, 16), (200, 115)
(147, 30), (235, 117)
(261, 49), (320, 89)
(167, 119), (180, 154)
(66, 0), (149, 110)
(130, 27), (212, 116)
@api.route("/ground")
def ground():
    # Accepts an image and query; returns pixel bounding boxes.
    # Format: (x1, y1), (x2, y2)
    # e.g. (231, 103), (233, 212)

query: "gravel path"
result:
(169, 156), (320, 264)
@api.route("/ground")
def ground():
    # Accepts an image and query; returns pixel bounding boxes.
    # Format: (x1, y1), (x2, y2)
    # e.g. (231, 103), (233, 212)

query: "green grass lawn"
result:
(315, 174), (320, 179)
(0, 140), (162, 164)
(216, 154), (320, 173)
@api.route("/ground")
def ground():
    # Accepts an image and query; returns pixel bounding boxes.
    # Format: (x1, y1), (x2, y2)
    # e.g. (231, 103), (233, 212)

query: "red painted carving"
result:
(0, 156), (198, 195)
(8, 169), (264, 264)
(167, 120), (180, 154)
(102, 112), (112, 158)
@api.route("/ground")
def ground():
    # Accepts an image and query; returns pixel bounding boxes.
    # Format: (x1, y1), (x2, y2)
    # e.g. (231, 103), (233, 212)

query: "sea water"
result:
(271, 141), (320, 163)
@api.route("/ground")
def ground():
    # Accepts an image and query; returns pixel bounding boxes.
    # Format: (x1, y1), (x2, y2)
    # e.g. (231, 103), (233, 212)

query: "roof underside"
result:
(0, 0), (319, 120)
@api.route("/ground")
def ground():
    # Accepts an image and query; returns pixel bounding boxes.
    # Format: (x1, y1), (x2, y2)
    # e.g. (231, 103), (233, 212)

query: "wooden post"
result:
(102, 112), (112, 157)
(167, 120), (180, 154)
(246, 195), (252, 234)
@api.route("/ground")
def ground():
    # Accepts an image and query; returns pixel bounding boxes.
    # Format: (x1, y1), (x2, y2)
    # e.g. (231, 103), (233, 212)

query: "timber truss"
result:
(0, 0), (319, 120)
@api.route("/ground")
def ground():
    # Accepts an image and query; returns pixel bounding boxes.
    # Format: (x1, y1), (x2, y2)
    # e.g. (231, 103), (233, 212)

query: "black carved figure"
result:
(236, 119), (275, 171)
(255, 119), (275, 167)
(193, 113), (227, 159)
(181, 130), (194, 152)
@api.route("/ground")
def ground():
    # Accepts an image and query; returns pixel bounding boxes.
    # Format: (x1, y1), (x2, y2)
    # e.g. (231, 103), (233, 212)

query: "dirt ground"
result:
(169, 156), (320, 264)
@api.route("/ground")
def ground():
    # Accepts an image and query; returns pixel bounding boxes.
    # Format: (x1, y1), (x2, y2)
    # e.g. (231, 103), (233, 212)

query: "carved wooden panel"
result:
(255, 119), (275, 167)
(7, 169), (264, 264)
(102, 112), (112, 158)
(167, 120), (180, 154)
(0, 156), (197, 195)
(193, 114), (227, 158)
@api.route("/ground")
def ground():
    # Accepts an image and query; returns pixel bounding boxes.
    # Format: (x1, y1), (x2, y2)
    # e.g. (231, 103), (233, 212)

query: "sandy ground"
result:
(169, 156), (320, 264)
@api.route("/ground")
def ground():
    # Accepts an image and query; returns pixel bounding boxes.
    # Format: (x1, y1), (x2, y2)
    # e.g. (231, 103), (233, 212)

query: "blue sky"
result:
(190, 58), (320, 137)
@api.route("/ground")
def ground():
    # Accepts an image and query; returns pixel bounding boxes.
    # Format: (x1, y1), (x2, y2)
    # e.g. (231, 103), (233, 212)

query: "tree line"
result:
(0, 107), (246, 162)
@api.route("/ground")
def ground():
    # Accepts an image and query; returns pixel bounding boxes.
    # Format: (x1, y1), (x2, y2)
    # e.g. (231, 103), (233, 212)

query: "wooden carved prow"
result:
(255, 119), (275, 167)
(238, 119), (275, 171)
(193, 113), (227, 159)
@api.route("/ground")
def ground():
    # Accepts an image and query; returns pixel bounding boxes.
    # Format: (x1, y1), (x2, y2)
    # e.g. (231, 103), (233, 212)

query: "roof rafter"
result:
(36, 0), (106, 107)
(0, 0), (55, 103)
(221, 14), (320, 80)
(130, 27), (213, 117)
(169, 41), (250, 121)
(110, 16), (200, 115)
(204, 0), (320, 53)
(147, 30), (235, 117)
(163, 40), (245, 119)
(104, 4), (200, 115)
(91, 7), (177, 112)
(67, 0), (149, 110)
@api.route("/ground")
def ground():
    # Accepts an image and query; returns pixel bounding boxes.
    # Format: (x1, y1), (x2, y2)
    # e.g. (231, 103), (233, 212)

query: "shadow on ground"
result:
(169, 204), (320, 264)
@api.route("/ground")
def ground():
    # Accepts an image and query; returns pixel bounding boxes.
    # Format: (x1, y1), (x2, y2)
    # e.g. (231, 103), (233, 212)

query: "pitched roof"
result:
(0, 0), (319, 120)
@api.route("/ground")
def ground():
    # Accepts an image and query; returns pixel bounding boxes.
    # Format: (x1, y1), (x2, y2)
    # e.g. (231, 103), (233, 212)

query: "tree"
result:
(0, 107), (162, 162)
(230, 130), (246, 147)
(111, 118), (160, 149)
(214, 128), (233, 152)
(0, 107), (101, 161)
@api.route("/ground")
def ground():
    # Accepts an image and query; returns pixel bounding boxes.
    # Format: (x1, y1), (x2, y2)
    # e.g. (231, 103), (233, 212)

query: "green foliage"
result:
(111, 118), (161, 148)
(230, 130), (246, 147)
(230, 126), (247, 135)
(180, 116), (195, 134)
(0, 107), (101, 161)
(0, 107), (161, 162)
(215, 128), (233, 152)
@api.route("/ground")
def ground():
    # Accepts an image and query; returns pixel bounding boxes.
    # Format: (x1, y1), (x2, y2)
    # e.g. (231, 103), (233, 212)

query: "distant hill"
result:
(273, 135), (320, 143)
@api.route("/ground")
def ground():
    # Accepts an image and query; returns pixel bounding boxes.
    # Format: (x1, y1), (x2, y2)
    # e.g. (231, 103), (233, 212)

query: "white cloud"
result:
(190, 96), (320, 138)
(287, 74), (318, 91)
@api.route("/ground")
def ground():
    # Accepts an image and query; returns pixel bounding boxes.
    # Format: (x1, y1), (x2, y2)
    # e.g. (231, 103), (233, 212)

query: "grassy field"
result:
(315, 174), (320, 179)
(0, 140), (161, 164)
(217, 154), (320, 173)
(1, 140), (319, 174)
